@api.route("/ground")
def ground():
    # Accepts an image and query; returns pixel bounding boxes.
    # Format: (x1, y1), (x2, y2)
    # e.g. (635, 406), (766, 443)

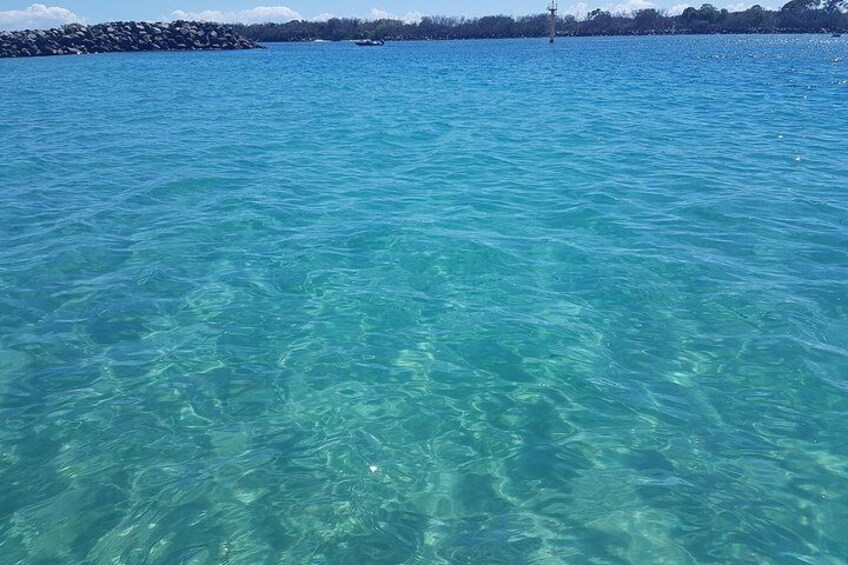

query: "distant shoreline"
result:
(236, 8), (846, 43)
(2, 10), (844, 59)
(253, 30), (844, 43)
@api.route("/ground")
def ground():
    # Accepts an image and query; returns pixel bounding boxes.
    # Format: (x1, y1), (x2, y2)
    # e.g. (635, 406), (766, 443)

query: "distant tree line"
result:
(234, 1), (847, 41)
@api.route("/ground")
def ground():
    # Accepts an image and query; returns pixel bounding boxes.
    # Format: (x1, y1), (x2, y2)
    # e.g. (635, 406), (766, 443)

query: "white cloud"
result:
(403, 11), (424, 23)
(370, 8), (394, 19)
(564, 0), (656, 18)
(0, 3), (82, 30)
(610, 0), (655, 14)
(170, 6), (301, 24)
(562, 3), (591, 18)
(725, 3), (778, 11)
(668, 3), (692, 15)
(369, 8), (424, 23)
(311, 12), (336, 22)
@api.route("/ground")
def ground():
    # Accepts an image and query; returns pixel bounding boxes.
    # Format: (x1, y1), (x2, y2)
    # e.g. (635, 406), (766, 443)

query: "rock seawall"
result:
(0, 21), (262, 58)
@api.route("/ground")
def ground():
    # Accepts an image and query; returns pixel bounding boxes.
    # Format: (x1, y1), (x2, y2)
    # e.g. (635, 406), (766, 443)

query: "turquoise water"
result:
(1, 35), (847, 563)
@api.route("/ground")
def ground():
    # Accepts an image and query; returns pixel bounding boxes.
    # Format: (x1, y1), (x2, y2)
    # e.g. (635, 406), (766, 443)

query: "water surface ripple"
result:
(1, 35), (847, 564)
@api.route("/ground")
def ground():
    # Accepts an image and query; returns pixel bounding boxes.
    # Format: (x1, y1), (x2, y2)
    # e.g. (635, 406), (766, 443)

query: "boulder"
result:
(1, 20), (261, 58)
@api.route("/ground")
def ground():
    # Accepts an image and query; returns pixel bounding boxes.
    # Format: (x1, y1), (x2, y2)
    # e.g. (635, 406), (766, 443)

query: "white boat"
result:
(354, 39), (384, 46)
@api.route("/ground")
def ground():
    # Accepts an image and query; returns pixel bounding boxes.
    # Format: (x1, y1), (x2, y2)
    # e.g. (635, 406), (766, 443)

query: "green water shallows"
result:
(1, 35), (847, 563)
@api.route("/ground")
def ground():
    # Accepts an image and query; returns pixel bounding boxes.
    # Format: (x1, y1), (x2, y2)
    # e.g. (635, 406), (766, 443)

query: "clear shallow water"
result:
(1, 35), (847, 563)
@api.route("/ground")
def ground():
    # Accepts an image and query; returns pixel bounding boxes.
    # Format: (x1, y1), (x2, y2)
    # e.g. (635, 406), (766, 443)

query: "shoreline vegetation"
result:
(0, 21), (260, 58)
(235, 1), (847, 42)
(0, 1), (844, 58)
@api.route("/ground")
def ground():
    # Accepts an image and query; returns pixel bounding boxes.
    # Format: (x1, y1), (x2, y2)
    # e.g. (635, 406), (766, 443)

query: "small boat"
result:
(832, 33), (842, 38)
(354, 39), (384, 47)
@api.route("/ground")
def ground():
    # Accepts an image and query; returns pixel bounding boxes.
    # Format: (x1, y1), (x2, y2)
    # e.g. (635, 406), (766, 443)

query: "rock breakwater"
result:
(0, 21), (262, 58)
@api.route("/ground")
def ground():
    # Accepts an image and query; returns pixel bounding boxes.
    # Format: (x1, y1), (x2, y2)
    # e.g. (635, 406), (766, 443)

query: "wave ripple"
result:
(1, 36), (847, 564)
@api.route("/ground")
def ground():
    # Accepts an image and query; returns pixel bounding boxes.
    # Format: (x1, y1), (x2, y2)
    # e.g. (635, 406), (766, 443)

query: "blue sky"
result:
(0, 1), (773, 30)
